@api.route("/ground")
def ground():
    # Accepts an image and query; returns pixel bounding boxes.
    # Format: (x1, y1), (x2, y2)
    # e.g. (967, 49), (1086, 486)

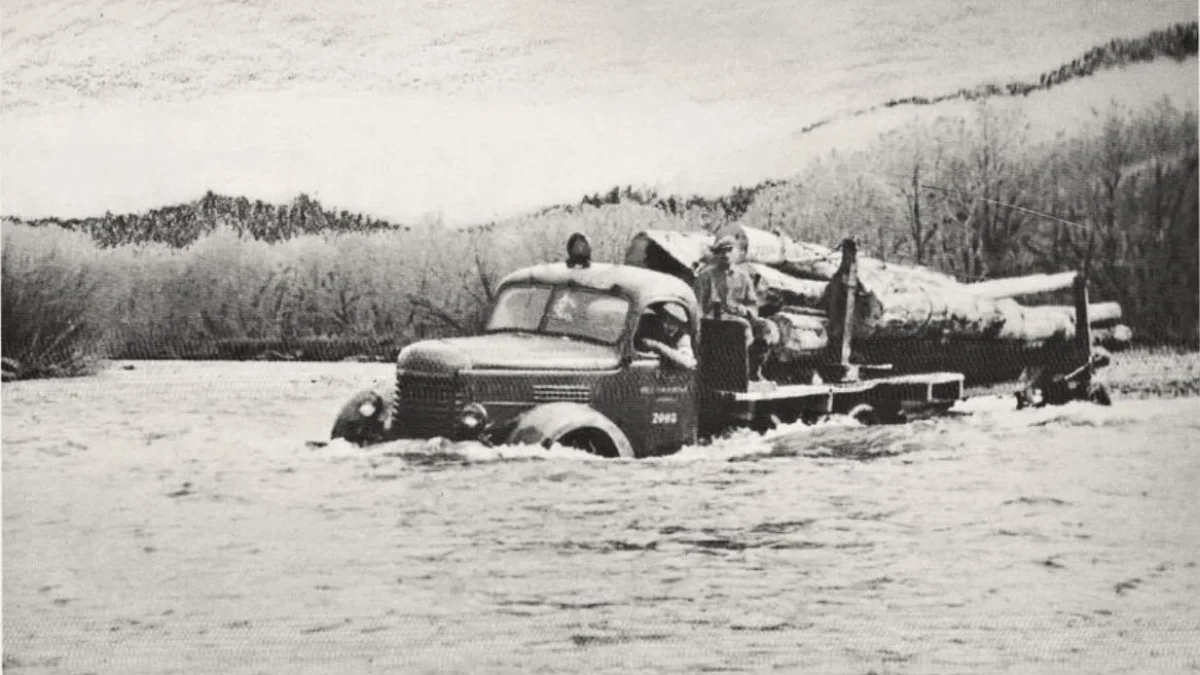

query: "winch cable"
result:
(917, 183), (1095, 232)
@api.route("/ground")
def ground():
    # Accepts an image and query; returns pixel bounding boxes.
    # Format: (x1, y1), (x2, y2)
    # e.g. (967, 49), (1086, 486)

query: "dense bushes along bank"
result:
(3, 92), (1195, 378)
(1, 205), (688, 375)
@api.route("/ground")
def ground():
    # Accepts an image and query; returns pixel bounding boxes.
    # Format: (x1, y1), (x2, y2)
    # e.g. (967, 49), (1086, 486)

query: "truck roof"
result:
(496, 261), (701, 328)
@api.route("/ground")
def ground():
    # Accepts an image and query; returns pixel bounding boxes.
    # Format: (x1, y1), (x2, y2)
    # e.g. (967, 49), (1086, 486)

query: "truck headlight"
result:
(357, 400), (379, 418)
(458, 403), (489, 435)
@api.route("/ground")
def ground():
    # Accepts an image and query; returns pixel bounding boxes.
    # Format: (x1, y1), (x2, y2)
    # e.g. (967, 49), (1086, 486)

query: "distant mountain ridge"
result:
(5, 20), (1196, 248)
(796, 21), (1197, 135)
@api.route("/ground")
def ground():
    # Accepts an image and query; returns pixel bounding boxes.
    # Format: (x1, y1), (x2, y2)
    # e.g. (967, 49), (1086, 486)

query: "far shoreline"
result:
(10, 347), (1194, 402)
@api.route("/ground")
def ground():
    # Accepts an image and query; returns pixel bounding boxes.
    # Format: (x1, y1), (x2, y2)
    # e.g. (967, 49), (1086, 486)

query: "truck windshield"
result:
(486, 286), (630, 345)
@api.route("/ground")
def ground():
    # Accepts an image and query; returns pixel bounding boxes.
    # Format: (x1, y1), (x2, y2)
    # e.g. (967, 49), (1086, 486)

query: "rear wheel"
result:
(1087, 382), (1112, 406)
(874, 401), (908, 424)
(800, 410), (826, 426)
(749, 411), (779, 434)
(847, 404), (879, 425)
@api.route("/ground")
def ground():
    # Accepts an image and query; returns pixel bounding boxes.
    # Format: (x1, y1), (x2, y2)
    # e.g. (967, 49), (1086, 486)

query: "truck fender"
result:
(331, 386), (393, 446)
(505, 402), (635, 458)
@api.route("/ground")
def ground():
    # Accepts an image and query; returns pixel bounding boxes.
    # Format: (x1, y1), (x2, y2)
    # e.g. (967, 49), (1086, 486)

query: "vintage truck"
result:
(329, 231), (1113, 458)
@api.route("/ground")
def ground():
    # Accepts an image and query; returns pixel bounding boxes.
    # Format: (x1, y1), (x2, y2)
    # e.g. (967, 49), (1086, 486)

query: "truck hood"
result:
(398, 333), (621, 373)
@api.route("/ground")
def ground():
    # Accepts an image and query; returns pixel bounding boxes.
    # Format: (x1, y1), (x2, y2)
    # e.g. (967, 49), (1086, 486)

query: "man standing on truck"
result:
(695, 235), (758, 321)
(694, 234), (771, 379)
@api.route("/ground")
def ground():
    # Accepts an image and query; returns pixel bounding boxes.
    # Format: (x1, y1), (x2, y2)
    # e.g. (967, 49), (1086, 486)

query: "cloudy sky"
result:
(2, 0), (1195, 224)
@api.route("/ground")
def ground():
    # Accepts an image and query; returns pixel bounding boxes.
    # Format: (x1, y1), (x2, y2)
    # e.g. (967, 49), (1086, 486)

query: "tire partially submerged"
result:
(331, 388), (391, 446)
(506, 402), (635, 458)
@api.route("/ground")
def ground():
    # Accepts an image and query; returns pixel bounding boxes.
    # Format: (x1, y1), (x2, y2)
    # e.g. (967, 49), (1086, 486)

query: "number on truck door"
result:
(652, 411), (678, 425)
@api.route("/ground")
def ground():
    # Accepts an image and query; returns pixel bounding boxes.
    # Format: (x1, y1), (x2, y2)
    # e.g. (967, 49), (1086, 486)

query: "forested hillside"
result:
(2, 22), (1196, 378)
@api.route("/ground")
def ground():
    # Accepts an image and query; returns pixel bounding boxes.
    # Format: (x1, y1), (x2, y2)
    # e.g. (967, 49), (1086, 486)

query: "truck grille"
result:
(393, 372), (460, 437)
(532, 384), (591, 403)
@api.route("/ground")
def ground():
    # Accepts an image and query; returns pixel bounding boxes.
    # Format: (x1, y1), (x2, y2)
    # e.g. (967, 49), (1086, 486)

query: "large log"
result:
(854, 286), (1004, 341)
(719, 224), (836, 274)
(623, 230), (713, 282)
(747, 263), (1119, 331)
(724, 227), (1108, 343)
(718, 225), (963, 290)
(966, 272), (1079, 299)
(1046, 302), (1124, 325)
(992, 299), (1079, 342)
(624, 227), (1122, 345)
(760, 315), (1133, 386)
(761, 306), (1131, 368)
(745, 262), (827, 307)
(633, 225), (959, 288)
(767, 310), (829, 357)
(855, 288), (1120, 342)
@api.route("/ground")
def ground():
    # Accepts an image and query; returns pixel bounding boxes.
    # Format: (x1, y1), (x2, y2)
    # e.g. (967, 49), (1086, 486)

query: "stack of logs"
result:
(624, 225), (1133, 373)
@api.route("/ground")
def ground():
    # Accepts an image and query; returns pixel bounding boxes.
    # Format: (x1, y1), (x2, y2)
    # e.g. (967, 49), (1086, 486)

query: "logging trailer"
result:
(329, 231), (1116, 458)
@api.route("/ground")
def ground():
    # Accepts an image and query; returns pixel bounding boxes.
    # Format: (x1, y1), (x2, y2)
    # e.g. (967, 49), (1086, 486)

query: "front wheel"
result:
(554, 428), (622, 458)
(506, 403), (636, 458)
(331, 389), (390, 446)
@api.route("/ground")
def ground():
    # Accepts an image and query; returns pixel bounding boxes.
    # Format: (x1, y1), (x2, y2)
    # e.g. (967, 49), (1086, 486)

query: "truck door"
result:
(631, 301), (698, 455)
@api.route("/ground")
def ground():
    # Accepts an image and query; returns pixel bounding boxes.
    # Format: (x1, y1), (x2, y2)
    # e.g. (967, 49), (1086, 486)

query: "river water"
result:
(3, 361), (1198, 674)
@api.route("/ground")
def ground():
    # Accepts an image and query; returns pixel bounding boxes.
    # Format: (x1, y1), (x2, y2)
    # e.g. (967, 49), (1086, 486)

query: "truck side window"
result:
(634, 302), (694, 361)
(634, 313), (659, 354)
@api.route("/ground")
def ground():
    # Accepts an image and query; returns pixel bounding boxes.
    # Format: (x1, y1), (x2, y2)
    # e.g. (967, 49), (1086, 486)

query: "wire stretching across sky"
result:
(916, 183), (1095, 231)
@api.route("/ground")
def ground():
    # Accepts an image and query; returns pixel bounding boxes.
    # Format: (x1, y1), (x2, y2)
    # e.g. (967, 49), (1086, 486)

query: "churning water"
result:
(3, 361), (1198, 673)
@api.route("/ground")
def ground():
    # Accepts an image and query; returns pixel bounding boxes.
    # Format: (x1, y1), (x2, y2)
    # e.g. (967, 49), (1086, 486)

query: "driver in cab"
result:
(634, 302), (697, 371)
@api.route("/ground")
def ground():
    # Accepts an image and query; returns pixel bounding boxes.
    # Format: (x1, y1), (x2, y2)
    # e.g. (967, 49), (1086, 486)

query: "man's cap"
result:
(711, 234), (738, 252)
(657, 303), (688, 324)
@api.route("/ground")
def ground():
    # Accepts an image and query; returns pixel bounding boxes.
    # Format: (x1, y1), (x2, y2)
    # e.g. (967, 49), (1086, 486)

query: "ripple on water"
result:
(331, 395), (1193, 480)
(5, 359), (1199, 675)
